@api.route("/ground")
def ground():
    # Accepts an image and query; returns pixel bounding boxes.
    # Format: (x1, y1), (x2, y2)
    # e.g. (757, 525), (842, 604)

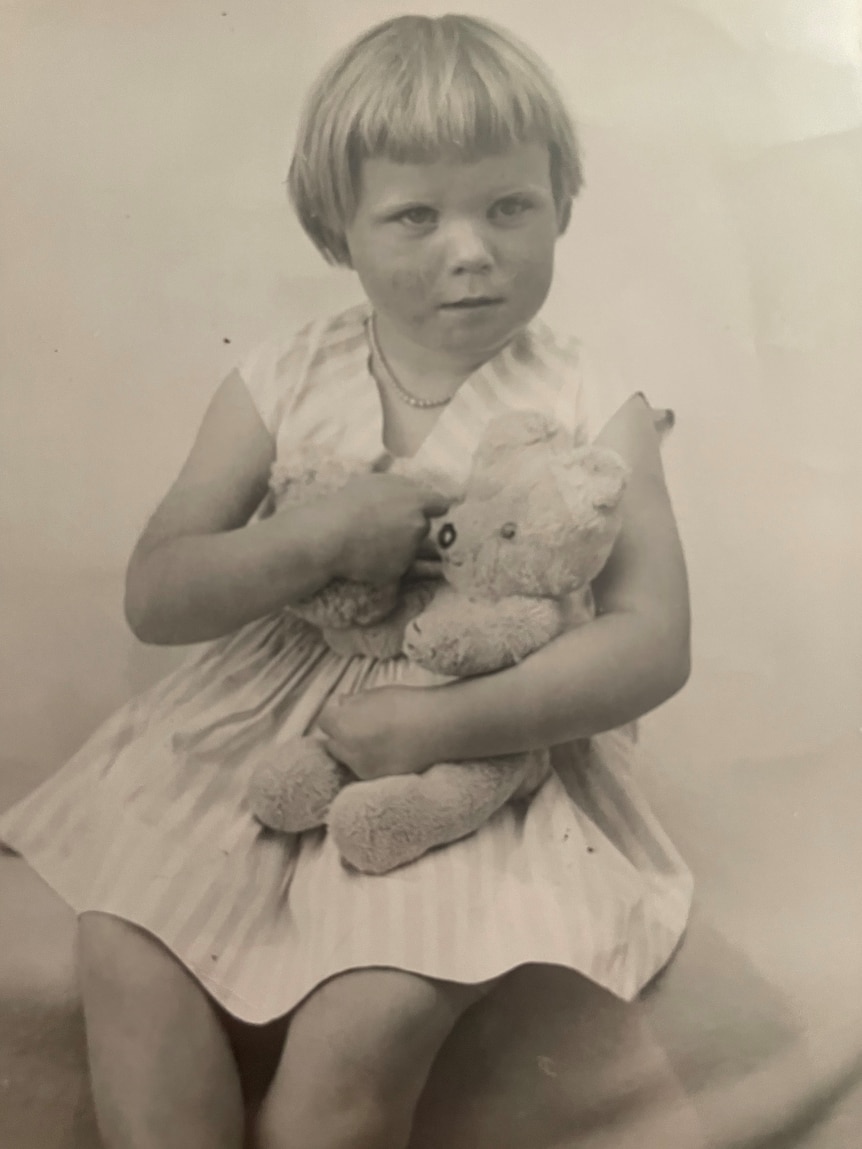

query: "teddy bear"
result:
(266, 445), (447, 660)
(247, 409), (630, 874)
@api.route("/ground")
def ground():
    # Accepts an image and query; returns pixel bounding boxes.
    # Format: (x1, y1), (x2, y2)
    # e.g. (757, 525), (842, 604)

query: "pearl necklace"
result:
(368, 316), (454, 410)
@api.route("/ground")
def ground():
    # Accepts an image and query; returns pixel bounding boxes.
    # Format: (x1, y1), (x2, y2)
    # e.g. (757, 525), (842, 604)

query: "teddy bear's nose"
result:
(437, 522), (457, 549)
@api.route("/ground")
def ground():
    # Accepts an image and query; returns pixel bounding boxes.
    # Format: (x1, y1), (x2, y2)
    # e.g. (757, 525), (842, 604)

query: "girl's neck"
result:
(371, 312), (511, 400)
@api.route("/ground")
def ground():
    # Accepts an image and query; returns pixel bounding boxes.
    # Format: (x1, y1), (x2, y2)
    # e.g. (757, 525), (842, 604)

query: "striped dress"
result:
(0, 303), (692, 1024)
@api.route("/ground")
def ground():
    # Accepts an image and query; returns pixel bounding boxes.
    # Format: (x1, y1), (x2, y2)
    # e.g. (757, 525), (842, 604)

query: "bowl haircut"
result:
(288, 14), (584, 266)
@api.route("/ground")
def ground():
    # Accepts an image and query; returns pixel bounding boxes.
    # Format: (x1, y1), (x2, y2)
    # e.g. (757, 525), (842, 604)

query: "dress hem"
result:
(2, 839), (689, 1026)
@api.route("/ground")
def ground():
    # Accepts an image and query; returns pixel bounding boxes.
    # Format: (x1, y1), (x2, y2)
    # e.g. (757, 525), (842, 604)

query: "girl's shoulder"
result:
(526, 318), (638, 441)
(236, 303), (370, 435)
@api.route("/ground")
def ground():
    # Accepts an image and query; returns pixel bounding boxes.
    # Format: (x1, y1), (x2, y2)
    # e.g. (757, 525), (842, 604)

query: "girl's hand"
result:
(325, 475), (450, 585)
(317, 686), (441, 780)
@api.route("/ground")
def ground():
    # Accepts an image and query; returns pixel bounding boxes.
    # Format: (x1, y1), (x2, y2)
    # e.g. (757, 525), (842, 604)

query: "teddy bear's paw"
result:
(404, 592), (564, 676)
(403, 626), (483, 677)
(327, 777), (438, 874)
(402, 615), (464, 674)
(401, 584), (472, 671)
(248, 739), (350, 833)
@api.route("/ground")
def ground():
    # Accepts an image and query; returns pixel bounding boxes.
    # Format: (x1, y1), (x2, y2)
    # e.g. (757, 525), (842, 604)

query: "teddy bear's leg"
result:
(327, 756), (534, 874)
(247, 737), (351, 833)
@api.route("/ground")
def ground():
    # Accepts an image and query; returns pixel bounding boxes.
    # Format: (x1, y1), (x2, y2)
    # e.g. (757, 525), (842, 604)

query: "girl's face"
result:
(344, 142), (562, 363)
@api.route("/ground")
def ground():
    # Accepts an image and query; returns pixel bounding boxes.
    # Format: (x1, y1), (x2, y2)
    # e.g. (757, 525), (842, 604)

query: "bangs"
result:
(290, 15), (582, 265)
(350, 32), (558, 162)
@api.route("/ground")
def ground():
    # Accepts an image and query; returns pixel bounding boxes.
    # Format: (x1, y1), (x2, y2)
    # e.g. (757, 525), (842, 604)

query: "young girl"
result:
(1, 15), (693, 1149)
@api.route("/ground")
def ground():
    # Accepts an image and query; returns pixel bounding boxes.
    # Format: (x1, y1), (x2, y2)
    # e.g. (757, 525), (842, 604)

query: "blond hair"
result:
(288, 14), (583, 265)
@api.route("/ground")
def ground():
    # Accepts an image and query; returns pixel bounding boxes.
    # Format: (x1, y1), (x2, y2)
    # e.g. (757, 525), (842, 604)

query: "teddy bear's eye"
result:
(437, 522), (457, 549)
(500, 522), (517, 539)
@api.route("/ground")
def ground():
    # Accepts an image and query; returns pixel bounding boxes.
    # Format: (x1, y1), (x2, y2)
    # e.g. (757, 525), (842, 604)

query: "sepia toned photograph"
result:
(1, 3), (860, 1147)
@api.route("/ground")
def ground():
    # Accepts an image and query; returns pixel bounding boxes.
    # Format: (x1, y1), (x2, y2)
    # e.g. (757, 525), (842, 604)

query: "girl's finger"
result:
(415, 484), (451, 517)
(316, 706), (343, 737)
(321, 737), (352, 767)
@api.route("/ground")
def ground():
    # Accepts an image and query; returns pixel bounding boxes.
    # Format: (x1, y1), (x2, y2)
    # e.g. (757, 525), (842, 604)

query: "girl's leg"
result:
(77, 911), (245, 1149)
(255, 967), (490, 1149)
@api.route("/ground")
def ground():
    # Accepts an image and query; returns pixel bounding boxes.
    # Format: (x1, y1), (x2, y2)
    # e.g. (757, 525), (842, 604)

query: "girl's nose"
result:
(442, 221), (494, 274)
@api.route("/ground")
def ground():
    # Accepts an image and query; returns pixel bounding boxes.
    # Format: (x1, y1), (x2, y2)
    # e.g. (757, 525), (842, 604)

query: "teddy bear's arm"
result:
(321, 578), (439, 660)
(403, 585), (565, 677)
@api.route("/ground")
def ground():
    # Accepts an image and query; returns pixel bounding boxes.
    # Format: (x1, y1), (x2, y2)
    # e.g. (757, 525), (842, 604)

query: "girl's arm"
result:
(125, 370), (332, 644)
(319, 394), (691, 775)
(125, 371), (447, 645)
(431, 393), (691, 757)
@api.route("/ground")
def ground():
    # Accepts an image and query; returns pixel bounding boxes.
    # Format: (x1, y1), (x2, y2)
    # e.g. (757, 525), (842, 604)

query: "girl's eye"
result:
(491, 196), (532, 221)
(396, 206), (438, 228)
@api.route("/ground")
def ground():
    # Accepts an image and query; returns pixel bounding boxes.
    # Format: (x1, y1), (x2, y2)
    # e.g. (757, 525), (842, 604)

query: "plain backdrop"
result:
(2, 0), (860, 778)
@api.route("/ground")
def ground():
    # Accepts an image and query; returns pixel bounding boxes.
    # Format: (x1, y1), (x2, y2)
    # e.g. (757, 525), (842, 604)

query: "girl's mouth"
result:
(439, 297), (504, 310)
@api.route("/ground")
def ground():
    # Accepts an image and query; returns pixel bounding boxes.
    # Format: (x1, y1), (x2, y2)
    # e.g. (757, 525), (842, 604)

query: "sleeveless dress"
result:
(0, 304), (692, 1024)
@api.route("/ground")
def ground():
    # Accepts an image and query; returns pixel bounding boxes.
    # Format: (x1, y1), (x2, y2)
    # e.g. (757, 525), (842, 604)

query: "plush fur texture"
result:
(402, 585), (565, 678)
(248, 744), (351, 833)
(268, 448), (459, 657)
(320, 578), (438, 660)
(269, 449), (401, 631)
(248, 411), (629, 874)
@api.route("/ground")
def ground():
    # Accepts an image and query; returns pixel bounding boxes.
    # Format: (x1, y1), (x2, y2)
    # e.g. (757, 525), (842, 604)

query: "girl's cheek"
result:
(520, 240), (556, 283)
(390, 264), (437, 296)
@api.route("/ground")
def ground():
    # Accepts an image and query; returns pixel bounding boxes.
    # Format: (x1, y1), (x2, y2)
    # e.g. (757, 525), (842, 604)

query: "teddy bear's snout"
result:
(437, 522), (457, 549)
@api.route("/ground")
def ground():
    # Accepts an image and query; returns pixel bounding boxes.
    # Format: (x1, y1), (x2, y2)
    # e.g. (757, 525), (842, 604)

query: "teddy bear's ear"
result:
(550, 447), (630, 515)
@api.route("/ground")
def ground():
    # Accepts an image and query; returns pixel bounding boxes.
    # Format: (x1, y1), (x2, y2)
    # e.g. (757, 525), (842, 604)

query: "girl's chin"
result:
(439, 322), (526, 361)
(376, 305), (529, 359)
